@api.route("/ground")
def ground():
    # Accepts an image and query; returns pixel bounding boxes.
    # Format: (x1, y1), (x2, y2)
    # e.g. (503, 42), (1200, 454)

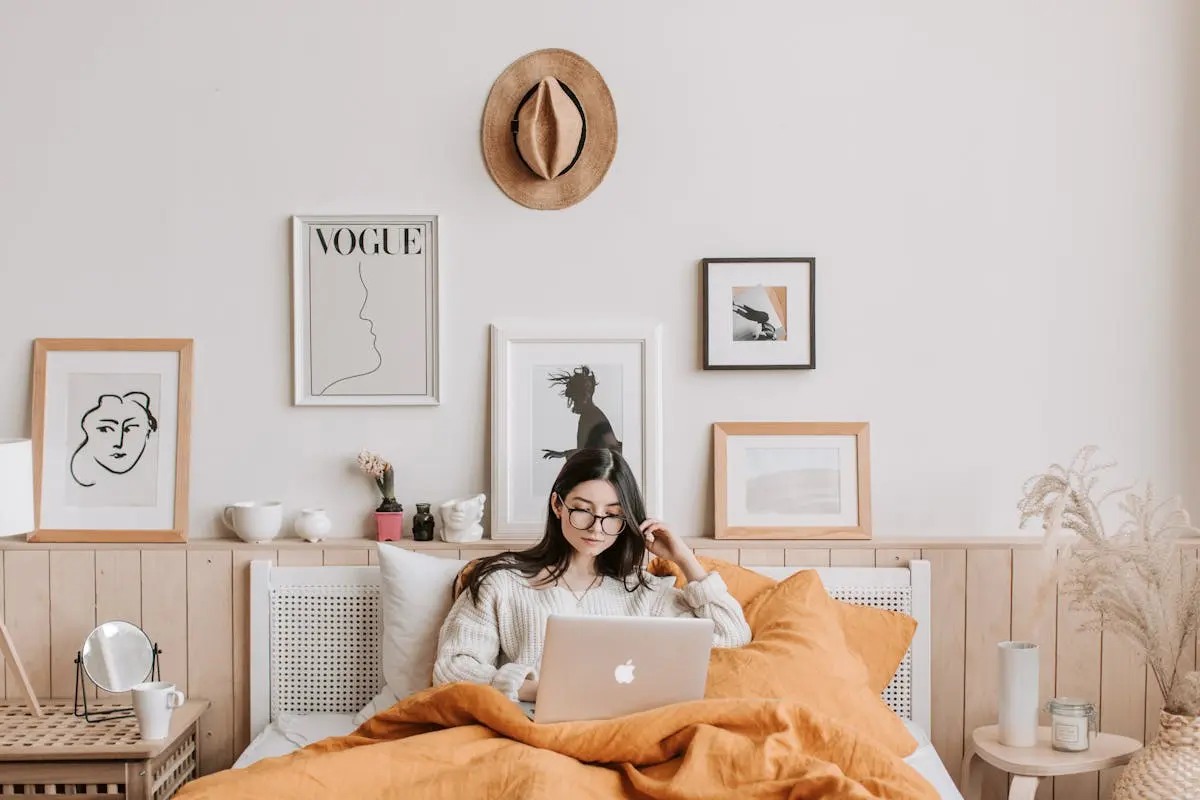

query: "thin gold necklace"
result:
(559, 573), (602, 607)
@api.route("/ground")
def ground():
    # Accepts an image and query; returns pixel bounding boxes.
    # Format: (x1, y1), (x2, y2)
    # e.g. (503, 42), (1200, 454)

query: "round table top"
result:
(971, 725), (1143, 777)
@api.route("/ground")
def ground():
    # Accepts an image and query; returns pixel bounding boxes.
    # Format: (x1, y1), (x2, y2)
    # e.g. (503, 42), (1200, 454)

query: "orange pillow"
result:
(704, 569), (918, 758)
(648, 556), (916, 696)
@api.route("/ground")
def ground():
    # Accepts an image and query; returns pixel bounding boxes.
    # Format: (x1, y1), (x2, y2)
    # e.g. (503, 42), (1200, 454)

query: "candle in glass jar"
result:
(1047, 697), (1096, 752)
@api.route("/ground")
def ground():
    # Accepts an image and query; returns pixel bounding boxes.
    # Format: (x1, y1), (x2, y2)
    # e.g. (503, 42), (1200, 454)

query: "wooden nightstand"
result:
(962, 724), (1142, 800)
(0, 698), (209, 799)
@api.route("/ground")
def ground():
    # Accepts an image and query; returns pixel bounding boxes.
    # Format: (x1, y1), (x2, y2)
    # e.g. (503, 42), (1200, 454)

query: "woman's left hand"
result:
(640, 519), (695, 565)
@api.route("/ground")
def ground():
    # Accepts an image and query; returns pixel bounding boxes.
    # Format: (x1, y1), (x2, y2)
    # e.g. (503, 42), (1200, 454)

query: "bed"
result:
(234, 557), (964, 800)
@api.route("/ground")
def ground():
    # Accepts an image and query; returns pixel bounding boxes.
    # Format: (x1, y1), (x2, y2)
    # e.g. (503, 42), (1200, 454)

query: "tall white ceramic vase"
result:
(998, 641), (1040, 747)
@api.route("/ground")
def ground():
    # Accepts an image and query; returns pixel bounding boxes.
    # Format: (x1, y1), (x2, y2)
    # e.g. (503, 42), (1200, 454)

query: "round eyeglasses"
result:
(565, 508), (627, 537)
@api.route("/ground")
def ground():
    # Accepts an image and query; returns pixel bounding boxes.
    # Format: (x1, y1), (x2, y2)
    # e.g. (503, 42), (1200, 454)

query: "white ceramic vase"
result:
(294, 508), (332, 543)
(998, 641), (1040, 747)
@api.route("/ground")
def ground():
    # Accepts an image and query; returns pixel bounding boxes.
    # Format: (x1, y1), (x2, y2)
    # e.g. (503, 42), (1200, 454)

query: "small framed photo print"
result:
(291, 214), (439, 406)
(489, 321), (663, 539)
(713, 421), (870, 540)
(701, 257), (815, 370)
(29, 338), (194, 543)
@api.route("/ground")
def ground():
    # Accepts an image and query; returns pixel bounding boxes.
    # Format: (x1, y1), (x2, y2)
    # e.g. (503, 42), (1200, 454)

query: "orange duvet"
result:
(175, 682), (938, 800)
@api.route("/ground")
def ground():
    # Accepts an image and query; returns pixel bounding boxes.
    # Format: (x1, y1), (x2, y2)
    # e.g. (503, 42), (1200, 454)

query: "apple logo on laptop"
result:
(614, 659), (636, 685)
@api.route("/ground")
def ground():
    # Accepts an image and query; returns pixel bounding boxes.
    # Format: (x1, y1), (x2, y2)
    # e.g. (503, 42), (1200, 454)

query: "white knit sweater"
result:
(432, 568), (751, 700)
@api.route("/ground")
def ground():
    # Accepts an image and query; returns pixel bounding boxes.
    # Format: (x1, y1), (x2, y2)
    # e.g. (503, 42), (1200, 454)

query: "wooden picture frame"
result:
(29, 338), (193, 543)
(701, 257), (816, 370)
(713, 421), (870, 539)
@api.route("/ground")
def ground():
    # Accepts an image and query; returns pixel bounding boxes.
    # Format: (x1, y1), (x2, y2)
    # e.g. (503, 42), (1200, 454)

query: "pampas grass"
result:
(1018, 446), (1200, 716)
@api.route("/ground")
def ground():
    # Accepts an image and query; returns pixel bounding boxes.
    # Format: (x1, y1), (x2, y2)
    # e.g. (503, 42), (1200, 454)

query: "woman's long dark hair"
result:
(461, 448), (651, 604)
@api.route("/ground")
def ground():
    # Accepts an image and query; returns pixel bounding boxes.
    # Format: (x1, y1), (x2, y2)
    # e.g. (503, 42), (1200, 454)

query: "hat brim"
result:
(481, 49), (617, 211)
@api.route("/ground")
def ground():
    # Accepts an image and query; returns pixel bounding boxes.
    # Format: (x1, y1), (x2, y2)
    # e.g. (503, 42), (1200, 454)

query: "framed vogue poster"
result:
(292, 214), (439, 405)
(713, 421), (870, 540)
(702, 257), (815, 370)
(29, 338), (193, 543)
(489, 322), (663, 539)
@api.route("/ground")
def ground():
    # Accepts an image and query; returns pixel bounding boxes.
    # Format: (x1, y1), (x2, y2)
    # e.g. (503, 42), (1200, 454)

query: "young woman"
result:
(432, 448), (752, 703)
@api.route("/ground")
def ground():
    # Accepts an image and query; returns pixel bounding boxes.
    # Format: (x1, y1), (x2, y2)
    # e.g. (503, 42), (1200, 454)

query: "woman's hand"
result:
(518, 677), (538, 703)
(640, 519), (706, 582)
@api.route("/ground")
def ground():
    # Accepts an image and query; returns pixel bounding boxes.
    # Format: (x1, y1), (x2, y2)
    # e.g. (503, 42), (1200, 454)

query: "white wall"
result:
(1, 1), (1197, 540)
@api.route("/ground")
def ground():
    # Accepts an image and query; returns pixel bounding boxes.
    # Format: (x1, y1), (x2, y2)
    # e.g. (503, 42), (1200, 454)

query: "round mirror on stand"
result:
(74, 621), (161, 723)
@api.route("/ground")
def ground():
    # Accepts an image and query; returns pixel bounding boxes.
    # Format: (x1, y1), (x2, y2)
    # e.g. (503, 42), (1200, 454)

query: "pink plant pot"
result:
(375, 511), (404, 542)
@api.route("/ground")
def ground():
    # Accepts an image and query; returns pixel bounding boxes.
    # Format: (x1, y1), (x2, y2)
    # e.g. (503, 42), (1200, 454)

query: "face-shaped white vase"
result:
(439, 494), (486, 543)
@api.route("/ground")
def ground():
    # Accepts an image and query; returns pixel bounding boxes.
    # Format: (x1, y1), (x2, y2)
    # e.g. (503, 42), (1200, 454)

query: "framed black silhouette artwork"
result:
(28, 338), (194, 543)
(489, 322), (663, 539)
(291, 215), (440, 406)
(701, 257), (815, 370)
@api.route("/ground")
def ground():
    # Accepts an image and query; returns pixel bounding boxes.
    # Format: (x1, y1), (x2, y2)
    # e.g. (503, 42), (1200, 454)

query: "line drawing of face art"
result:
(70, 392), (158, 487)
(319, 262), (383, 395)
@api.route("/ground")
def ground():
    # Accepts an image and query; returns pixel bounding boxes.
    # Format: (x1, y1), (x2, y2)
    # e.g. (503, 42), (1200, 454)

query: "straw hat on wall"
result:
(481, 48), (617, 211)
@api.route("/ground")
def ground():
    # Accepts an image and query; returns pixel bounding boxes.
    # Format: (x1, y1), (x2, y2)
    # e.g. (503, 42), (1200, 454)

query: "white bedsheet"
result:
(234, 714), (964, 799)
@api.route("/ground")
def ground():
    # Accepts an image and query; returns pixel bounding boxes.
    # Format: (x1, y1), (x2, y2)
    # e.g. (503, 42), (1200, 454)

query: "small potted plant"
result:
(357, 450), (403, 541)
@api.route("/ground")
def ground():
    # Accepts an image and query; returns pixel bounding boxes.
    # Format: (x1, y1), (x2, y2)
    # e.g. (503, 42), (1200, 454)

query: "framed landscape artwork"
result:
(713, 421), (870, 540)
(291, 214), (439, 405)
(29, 338), (193, 543)
(701, 257), (815, 370)
(489, 322), (663, 539)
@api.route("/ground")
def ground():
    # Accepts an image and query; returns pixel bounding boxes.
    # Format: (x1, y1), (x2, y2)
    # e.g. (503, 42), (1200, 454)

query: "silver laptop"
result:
(523, 614), (714, 724)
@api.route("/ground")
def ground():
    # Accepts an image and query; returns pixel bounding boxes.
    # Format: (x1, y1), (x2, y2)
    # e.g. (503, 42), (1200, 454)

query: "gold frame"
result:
(29, 338), (193, 543)
(713, 421), (871, 540)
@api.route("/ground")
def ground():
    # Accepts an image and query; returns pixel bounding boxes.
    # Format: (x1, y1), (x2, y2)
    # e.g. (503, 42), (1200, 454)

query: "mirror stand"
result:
(72, 644), (162, 724)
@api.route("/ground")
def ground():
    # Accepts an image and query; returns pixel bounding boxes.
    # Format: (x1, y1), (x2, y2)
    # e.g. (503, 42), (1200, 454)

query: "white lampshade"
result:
(0, 439), (35, 537)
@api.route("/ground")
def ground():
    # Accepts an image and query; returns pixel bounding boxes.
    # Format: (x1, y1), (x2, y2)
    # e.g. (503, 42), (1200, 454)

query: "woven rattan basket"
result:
(1113, 710), (1200, 799)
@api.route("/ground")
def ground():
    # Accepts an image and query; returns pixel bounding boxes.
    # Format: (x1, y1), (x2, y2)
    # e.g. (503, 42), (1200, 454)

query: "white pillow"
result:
(355, 545), (469, 723)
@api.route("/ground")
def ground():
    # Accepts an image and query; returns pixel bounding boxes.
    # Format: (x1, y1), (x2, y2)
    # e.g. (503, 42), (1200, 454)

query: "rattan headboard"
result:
(249, 559), (932, 738)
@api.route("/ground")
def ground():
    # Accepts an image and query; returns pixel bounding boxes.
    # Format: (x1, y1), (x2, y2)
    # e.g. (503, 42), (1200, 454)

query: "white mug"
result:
(222, 501), (283, 543)
(132, 681), (185, 740)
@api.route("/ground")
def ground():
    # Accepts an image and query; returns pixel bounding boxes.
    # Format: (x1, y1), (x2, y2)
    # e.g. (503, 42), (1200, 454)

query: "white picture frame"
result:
(489, 321), (663, 539)
(291, 214), (439, 406)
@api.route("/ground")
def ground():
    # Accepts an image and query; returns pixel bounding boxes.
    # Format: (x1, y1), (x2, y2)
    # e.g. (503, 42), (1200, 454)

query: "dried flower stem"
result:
(1019, 446), (1200, 715)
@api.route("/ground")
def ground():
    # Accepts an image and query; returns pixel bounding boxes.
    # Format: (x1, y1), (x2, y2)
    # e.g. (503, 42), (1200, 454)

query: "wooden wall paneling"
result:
(1176, 547), (1198, 737)
(964, 549), (1013, 800)
(923, 548), (966, 783)
(187, 550), (234, 775)
(1098, 626), (1146, 799)
(1010, 549), (1057, 800)
(426, 550), (464, 560)
(1055, 559), (1103, 800)
(692, 548), (740, 564)
(276, 548), (324, 567)
(94, 550), (141, 699)
(4, 551), (50, 699)
(0, 552), (4, 697)
(830, 549), (875, 567)
(785, 549), (830, 567)
(323, 548), (369, 566)
(231, 550), (256, 757)
(1185, 544), (1195, 695)
(876, 549), (920, 568)
(738, 549), (785, 567)
(141, 551), (188, 692)
(48, 551), (96, 699)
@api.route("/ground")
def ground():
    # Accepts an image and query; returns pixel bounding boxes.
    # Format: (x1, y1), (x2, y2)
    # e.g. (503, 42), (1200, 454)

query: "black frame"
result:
(701, 257), (816, 370)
